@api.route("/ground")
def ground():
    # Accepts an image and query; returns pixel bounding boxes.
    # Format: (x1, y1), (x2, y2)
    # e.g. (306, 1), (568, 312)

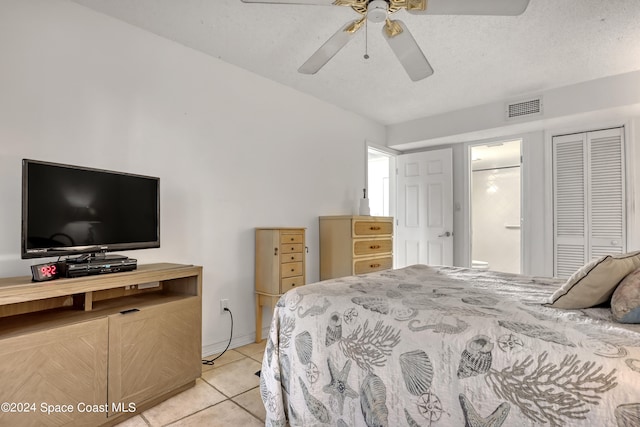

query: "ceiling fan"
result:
(240, 0), (530, 81)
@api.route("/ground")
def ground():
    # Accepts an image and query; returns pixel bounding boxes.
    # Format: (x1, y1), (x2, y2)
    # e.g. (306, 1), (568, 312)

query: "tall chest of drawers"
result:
(319, 216), (393, 280)
(255, 227), (306, 342)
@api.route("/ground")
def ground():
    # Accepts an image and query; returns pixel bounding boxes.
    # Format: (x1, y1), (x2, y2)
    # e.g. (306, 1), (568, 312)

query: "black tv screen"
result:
(22, 159), (160, 259)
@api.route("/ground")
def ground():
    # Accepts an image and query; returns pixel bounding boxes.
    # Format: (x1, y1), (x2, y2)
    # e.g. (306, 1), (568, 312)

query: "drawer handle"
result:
(370, 245), (381, 249)
(291, 247), (295, 251)
(291, 268), (295, 272)
(274, 248), (278, 256)
(370, 226), (381, 231)
(370, 263), (380, 268)
(291, 256), (295, 260)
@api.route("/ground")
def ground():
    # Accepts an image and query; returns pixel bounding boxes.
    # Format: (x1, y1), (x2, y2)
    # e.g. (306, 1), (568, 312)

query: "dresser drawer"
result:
(280, 233), (304, 244)
(282, 252), (303, 263)
(353, 238), (392, 256)
(353, 220), (393, 237)
(354, 256), (393, 275)
(281, 276), (303, 293)
(280, 243), (303, 254)
(281, 262), (303, 278)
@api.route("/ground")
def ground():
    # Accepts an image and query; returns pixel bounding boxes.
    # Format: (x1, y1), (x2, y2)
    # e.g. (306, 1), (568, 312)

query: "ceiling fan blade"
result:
(298, 19), (363, 74)
(382, 20), (434, 82)
(240, 0), (333, 5)
(407, 0), (530, 15)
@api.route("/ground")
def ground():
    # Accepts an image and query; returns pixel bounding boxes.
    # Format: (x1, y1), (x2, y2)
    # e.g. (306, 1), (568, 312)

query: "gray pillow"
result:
(611, 267), (640, 323)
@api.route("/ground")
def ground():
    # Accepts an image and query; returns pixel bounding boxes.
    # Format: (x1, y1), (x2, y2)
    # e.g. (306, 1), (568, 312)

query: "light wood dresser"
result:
(320, 215), (393, 280)
(0, 263), (202, 427)
(255, 227), (306, 342)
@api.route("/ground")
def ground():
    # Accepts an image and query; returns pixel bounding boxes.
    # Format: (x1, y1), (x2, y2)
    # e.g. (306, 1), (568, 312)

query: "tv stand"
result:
(0, 263), (202, 426)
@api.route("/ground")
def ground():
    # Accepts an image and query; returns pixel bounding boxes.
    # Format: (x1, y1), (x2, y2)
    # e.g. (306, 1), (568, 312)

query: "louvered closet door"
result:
(553, 133), (587, 277)
(553, 127), (625, 278)
(588, 129), (626, 257)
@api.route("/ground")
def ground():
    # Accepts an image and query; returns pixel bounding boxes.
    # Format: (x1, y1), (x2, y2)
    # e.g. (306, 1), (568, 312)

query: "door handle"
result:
(438, 231), (452, 237)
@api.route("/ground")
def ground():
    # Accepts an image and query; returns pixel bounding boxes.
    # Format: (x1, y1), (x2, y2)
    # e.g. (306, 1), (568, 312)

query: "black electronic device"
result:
(21, 159), (160, 260)
(60, 257), (138, 278)
(30, 261), (61, 282)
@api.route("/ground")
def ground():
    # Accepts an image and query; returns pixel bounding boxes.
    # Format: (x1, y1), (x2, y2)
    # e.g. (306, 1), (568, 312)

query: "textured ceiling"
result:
(70, 0), (640, 126)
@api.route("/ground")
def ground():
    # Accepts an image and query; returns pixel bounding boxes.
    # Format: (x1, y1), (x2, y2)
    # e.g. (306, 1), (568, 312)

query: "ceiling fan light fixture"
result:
(367, 0), (389, 23)
(255, 0), (533, 79)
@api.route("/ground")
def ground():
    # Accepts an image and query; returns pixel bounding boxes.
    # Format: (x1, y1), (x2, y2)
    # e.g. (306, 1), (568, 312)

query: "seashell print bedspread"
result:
(259, 264), (640, 427)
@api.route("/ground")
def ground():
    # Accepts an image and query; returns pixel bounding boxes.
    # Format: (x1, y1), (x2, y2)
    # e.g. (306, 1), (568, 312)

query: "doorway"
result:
(470, 140), (522, 273)
(367, 146), (394, 217)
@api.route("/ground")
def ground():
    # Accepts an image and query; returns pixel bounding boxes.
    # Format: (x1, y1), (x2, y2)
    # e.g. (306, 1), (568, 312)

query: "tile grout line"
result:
(230, 388), (265, 425)
(122, 346), (266, 427)
(162, 397), (264, 427)
(160, 382), (264, 425)
(199, 356), (265, 415)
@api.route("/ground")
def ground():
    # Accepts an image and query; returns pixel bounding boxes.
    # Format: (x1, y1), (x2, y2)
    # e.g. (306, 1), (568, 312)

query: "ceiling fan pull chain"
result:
(364, 15), (370, 59)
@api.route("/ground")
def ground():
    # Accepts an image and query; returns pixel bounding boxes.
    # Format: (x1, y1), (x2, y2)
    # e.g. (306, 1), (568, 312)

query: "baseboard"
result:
(201, 328), (267, 358)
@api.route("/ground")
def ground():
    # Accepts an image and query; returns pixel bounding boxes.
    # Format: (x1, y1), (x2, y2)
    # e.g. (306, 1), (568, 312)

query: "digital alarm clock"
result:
(31, 262), (61, 282)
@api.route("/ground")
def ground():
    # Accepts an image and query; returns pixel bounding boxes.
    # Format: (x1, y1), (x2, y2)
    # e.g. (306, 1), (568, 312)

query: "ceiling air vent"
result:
(505, 97), (543, 120)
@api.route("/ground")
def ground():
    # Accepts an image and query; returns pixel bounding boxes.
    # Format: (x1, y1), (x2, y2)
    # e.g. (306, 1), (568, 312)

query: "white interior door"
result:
(396, 148), (453, 267)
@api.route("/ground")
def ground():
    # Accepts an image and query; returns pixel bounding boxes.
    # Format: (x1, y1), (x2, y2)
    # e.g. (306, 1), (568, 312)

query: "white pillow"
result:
(547, 251), (640, 309)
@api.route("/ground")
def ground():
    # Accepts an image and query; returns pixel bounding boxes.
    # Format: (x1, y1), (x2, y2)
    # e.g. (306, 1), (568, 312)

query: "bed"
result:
(259, 264), (640, 427)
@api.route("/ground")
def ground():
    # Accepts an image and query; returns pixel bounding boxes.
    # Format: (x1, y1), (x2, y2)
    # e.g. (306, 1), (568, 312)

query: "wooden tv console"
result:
(0, 263), (202, 426)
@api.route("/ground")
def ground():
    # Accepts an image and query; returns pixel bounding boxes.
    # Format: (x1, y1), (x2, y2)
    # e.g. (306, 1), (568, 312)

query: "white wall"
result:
(389, 76), (640, 277)
(0, 0), (385, 354)
(387, 71), (640, 149)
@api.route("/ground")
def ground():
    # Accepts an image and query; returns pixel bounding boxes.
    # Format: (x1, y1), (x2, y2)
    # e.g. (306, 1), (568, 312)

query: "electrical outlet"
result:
(220, 299), (229, 314)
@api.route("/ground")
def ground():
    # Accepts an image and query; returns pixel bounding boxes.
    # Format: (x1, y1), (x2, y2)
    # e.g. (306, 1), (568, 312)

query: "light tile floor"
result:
(115, 341), (266, 427)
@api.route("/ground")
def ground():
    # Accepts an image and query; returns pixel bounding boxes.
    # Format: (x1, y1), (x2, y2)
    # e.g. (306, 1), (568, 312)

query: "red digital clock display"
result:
(31, 262), (61, 282)
(41, 264), (57, 277)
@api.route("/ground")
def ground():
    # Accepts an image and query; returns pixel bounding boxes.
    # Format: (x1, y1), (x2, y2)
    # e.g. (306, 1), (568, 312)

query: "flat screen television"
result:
(22, 159), (160, 260)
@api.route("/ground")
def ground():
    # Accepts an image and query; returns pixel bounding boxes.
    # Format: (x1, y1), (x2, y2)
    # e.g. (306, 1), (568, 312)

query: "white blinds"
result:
(552, 127), (625, 278)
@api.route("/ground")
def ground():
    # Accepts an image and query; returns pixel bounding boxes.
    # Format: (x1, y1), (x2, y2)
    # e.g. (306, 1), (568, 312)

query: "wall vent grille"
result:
(505, 97), (542, 120)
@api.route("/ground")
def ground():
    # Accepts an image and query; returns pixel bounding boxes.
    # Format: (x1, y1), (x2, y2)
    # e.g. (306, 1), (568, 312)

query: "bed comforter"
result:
(260, 265), (640, 427)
